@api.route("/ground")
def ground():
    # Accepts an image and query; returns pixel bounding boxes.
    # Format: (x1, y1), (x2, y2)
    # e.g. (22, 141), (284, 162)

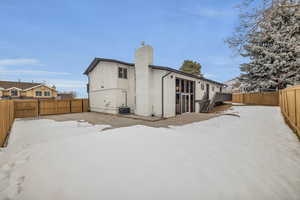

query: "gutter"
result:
(161, 72), (172, 118)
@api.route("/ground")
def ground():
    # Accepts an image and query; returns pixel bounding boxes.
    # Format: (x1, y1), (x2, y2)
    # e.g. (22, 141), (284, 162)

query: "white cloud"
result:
(36, 79), (86, 89)
(206, 56), (245, 67)
(0, 58), (45, 67)
(0, 69), (71, 75)
(199, 8), (234, 17)
(181, 7), (234, 18)
(203, 73), (217, 79)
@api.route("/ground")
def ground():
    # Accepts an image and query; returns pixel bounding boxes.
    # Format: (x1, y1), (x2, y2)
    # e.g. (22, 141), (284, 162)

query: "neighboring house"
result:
(57, 92), (75, 100)
(84, 44), (223, 118)
(224, 78), (247, 93)
(0, 81), (57, 99)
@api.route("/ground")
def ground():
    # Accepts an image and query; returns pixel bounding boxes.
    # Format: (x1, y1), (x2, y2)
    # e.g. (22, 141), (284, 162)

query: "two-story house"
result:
(84, 44), (224, 118)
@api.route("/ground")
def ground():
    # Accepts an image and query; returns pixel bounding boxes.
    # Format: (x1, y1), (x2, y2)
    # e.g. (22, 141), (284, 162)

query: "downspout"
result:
(86, 75), (90, 111)
(161, 72), (172, 118)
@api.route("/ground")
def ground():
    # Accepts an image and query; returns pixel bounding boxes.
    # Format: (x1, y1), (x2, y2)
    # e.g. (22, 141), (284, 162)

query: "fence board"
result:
(1, 99), (88, 146)
(232, 92), (279, 106)
(56, 100), (71, 114)
(296, 89), (300, 132)
(82, 99), (89, 112)
(13, 99), (88, 116)
(0, 100), (14, 146)
(279, 86), (300, 138)
(232, 93), (244, 103)
(287, 90), (296, 124)
(14, 100), (38, 118)
(71, 99), (83, 113)
(39, 100), (71, 115)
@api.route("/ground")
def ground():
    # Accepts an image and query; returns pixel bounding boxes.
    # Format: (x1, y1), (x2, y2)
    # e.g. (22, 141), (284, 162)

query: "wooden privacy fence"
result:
(279, 86), (300, 138)
(0, 99), (88, 147)
(14, 99), (89, 118)
(232, 92), (279, 106)
(0, 100), (14, 146)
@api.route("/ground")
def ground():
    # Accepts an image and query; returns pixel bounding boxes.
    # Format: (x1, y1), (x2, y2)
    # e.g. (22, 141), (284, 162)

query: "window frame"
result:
(11, 90), (18, 96)
(118, 67), (128, 79)
(35, 91), (42, 97)
(44, 91), (51, 96)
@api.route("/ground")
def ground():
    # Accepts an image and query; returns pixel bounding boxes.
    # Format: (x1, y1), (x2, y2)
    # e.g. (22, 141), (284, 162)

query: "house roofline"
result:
(83, 58), (134, 75)
(23, 84), (57, 91)
(6, 87), (22, 91)
(83, 57), (224, 86)
(149, 65), (224, 86)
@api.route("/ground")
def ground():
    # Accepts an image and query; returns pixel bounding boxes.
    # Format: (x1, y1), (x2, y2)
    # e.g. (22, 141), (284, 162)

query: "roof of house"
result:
(0, 81), (41, 90)
(57, 93), (74, 99)
(83, 58), (224, 85)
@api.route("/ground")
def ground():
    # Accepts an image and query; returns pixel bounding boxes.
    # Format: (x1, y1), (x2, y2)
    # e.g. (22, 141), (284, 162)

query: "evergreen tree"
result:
(240, 1), (300, 90)
(180, 60), (202, 76)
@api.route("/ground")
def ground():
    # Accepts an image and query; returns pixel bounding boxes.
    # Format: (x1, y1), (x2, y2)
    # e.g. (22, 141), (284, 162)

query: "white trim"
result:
(6, 87), (22, 91)
(23, 84), (56, 91)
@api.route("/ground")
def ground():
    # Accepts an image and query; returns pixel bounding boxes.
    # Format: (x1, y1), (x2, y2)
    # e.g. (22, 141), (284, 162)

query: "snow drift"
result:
(0, 106), (300, 200)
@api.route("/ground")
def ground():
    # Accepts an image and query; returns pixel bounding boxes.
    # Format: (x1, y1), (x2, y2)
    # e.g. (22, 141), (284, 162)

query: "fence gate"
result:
(14, 100), (38, 118)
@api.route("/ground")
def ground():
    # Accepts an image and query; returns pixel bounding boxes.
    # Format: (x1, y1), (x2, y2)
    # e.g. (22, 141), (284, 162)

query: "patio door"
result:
(181, 94), (189, 113)
(175, 78), (195, 114)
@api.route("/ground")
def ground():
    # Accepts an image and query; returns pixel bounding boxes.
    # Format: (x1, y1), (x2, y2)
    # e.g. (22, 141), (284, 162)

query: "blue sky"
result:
(0, 0), (245, 97)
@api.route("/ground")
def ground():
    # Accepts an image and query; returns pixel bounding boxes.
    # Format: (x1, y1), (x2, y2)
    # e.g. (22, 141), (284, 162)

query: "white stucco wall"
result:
(88, 61), (135, 114)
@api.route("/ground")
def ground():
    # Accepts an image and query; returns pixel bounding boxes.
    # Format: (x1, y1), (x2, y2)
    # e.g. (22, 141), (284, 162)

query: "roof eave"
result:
(83, 58), (224, 86)
(83, 58), (135, 75)
(23, 84), (57, 91)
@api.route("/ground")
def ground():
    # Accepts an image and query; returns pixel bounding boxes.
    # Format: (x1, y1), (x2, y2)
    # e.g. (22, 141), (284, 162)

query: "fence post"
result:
(295, 89), (298, 127)
(286, 92), (289, 117)
(38, 99), (40, 117)
(69, 100), (72, 113)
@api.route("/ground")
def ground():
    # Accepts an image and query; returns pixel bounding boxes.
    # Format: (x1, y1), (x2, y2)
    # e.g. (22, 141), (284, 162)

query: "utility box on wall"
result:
(119, 106), (130, 114)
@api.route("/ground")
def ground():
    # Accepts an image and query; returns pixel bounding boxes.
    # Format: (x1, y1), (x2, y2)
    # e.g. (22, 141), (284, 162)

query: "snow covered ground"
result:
(0, 106), (300, 200)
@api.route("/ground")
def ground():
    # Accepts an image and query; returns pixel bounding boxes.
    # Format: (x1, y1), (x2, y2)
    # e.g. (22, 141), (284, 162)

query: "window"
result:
(176, 79), (180, 93)
(186, 81), (189, 93)
(190, 82), (194, 93)
(212, 86), (215, 91)
(124, 68), (127, 79)
(11, 90), (18, 96)
(44, 91), (51, 96)
(118, 67), (127, 79)
(35, 91), (42, 96)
